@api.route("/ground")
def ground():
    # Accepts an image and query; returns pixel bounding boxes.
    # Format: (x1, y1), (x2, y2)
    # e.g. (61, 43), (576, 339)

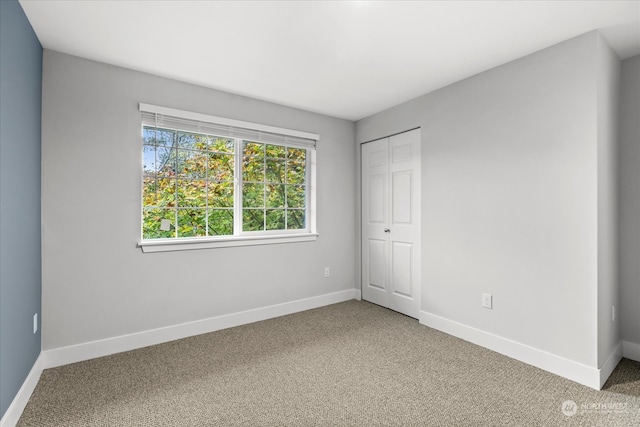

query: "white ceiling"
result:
(19, 0), (640, 121)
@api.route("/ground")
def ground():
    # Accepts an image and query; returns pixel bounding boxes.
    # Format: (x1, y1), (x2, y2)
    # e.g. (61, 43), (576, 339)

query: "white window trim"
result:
(139, 233), (319, 253)
(138, 103), (318, 252)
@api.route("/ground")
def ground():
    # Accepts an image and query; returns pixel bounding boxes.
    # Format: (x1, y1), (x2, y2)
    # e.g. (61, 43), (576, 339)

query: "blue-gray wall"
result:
(0, 0), (42, 418)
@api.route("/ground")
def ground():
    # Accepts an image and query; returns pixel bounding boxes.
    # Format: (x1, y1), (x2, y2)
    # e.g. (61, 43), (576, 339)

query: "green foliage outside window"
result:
(142, 127), (307, 239)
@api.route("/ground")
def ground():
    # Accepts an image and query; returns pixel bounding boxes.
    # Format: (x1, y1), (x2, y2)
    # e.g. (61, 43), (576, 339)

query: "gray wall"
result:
(0, 0), (43, 418)
(356, 32), (616, 368)
(596, 35), (620, 365)
(619, 55), (640, 347)
(41, 51), (356, 350)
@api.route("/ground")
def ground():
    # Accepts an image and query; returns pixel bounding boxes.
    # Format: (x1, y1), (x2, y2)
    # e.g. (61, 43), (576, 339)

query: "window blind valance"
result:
(140, 103), (317, 150)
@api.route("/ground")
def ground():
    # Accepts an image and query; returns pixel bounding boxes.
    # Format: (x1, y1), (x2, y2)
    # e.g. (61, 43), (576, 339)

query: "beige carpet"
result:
(18, 300), (640, 426)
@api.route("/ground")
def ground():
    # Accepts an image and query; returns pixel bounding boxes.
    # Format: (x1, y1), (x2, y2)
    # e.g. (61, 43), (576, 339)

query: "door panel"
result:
(392, 171), (412, 224)
(369, 175), (385, 223)
(370, 149), (387, 167)
(392, 143), (412, 163)
(368, 239), (387, 289)
(391, 242), (412, 297)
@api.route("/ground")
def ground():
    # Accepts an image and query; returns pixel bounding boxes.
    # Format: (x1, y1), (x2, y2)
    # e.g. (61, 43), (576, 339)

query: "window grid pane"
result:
(241, 140), (307, 233)
(142, 125), (237, 239)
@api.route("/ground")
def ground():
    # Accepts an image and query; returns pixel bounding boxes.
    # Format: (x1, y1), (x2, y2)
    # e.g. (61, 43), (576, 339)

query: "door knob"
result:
(384, 228), (390, 233)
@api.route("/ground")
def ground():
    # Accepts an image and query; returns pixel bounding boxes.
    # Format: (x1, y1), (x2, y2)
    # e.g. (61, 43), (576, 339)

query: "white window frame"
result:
(138, 103), (318, 253)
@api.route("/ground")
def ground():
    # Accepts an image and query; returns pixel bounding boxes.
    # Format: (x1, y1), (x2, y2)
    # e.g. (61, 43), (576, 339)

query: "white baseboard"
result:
(42, 289), (358, 369)
(354, 289), (362, 301)
(598, 342), (622, 389)
(419, 310), (604, 390)
(622, 340), (640, 362)
(0, 354), (43, 427)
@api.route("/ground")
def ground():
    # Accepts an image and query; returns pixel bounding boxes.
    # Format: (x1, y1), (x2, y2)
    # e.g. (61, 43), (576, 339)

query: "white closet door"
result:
(361, 137), (390, 309)
(361, 129), (421, 318)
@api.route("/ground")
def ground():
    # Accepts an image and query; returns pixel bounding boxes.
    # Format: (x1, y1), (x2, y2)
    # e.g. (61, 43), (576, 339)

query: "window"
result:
(139, 104), (318, 252)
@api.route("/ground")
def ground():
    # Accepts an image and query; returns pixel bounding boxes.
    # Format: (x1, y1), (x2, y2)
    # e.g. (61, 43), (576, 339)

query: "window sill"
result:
(139, 233), (318, 253)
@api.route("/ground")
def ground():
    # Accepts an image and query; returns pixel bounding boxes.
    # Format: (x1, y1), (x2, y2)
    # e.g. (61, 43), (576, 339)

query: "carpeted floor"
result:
(17, 300), (640, 426)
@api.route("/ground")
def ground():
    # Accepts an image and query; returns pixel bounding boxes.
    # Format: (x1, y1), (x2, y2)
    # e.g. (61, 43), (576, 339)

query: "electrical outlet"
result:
(33, 313), (38, 334)
(482, 293), (492, 309)
(324, 267), (330, 278)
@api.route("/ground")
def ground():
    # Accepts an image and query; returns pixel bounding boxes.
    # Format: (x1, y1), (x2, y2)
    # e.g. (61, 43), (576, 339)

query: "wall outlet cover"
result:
(482, 293), (493, 309)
